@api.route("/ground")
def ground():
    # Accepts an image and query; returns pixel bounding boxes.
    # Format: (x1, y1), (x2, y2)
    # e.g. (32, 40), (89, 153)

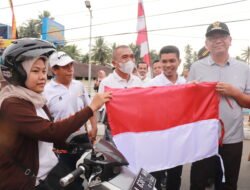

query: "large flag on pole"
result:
(106, 83), (220, 173)
(9, 0), (17, 39)
(136, 0), (150, 66)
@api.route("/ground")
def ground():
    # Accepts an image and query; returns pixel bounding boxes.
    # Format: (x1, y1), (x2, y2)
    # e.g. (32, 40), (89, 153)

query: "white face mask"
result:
(118, 60), (135, 74)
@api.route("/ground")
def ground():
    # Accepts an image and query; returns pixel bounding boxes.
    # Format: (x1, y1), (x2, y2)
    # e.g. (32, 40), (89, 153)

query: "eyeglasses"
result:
(207, 34), (229, 42)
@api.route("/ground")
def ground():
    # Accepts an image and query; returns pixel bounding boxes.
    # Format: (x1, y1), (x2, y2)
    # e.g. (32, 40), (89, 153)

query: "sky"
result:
(1, 0), (250, 72)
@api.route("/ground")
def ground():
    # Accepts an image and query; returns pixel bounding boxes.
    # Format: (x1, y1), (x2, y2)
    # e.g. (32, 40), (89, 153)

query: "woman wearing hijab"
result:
(0, 38), (112, 190)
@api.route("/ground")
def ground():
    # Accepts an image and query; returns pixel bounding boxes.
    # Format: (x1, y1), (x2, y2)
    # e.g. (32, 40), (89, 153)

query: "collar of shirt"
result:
(206, 55), (234, 66)
(159, 73), (186, 85)
(50, 78), (76, 88)
(113, 70), (135, 83)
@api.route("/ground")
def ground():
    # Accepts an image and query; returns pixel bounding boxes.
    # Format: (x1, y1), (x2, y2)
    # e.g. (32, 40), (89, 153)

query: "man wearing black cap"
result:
(188, 21), (250, 190)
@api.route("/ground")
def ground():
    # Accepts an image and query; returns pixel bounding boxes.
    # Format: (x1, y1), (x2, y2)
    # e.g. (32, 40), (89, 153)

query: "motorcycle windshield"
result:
(94, 139), (129, 166)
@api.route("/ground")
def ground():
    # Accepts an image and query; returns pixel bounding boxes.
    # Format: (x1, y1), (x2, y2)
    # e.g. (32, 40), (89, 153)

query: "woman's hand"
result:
(88, 127), (97, 143)
(89, 91), (112, 112)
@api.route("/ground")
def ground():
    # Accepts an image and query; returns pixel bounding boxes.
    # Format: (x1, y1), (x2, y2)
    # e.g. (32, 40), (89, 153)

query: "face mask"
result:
(118, 60), (135, 74)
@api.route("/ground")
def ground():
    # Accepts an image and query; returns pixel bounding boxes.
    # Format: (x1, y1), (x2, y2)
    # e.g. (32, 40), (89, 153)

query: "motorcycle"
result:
(60, 137), (156, 190)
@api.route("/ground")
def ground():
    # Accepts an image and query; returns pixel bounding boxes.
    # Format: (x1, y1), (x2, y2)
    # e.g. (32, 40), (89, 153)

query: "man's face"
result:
(153, 62), (162, 77)
(205, 32), (231, 56)
(113, 47), (134, 67)
(160, 53), (180, 78)
(52, 62), (74, 85)
(137, 63), (148, 78)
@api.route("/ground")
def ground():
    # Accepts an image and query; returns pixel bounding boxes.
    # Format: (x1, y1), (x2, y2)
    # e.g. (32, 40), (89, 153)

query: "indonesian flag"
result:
(136, 0), (150, 65)
(105, 83), (220, 173)
(9, 0), (17, 39)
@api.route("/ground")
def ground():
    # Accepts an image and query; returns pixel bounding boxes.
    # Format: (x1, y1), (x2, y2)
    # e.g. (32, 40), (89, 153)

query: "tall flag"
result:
(9, 0), (17, 39)
(136, 0), (150, 66)
(106, 83), (220, 173)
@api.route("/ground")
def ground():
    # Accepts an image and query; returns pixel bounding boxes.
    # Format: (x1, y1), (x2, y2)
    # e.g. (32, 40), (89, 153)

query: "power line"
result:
(0, 0), (50, 10)
(50, 18), (250, 44)
(40, 0), (248, 35)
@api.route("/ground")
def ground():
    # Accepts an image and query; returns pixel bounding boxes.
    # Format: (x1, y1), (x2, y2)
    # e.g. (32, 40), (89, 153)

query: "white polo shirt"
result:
(44, 79), (90, 121)
(98, 71), (142, 93)
(145, 73), (186, 87)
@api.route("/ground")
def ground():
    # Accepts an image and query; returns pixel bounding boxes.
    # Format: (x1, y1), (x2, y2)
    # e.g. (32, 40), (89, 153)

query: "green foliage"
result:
(241, 46), (250, 64)
(57, 44), (81, 61)
(81, 53), (89, 63)
(150, 50), (159, 63)
(18, 11), (53, 39)
(183, 44), (197, 70)
(18, 19), (40, 38)
(91, 37), (112, 65)
(128, 43), (140, 63)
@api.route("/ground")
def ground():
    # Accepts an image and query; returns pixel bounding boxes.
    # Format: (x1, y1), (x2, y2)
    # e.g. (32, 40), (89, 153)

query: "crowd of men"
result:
(0, 21), (249, 190)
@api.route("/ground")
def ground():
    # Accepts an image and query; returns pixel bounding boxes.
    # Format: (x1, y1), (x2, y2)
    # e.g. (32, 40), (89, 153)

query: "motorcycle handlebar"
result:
(60, 165), (86, 187)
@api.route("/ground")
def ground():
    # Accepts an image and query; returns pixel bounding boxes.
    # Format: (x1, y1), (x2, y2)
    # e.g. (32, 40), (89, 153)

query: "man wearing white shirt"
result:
(44, 51), (97, 172)
(98, 45), (142, 92)
(137, 61), (151, 83)
(145, 45), (185, 190)
(98, 45), (141, 141)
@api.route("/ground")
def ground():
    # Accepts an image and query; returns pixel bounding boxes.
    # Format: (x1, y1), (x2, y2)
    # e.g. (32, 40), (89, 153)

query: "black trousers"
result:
(190, 142), (243, 190)
(151, 165), (183, 190)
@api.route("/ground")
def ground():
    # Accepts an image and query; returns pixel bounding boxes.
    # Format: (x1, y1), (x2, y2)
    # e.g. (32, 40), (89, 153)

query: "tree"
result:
(91, 37), (111, 65)
(128, 43), (140, 63)
(18, 10), (53, 38)
(241, 46), (250, 64)
(183, 44), (198, 70)
(81, 53), (89, 63)
(184, 45), (193, 69)
(236, 56), (244, 61)
(150, 50), (159, 63)
(57, 44), (81, 61)
(18, 19), (40, 38)
(111, 42), (117, 51)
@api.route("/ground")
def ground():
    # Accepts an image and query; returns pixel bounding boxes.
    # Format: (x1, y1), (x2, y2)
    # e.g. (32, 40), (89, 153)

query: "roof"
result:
(48, 62), (113, 79)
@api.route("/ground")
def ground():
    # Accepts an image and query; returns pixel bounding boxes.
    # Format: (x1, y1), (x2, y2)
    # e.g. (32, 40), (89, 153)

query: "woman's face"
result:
(25, 58), (47, 93)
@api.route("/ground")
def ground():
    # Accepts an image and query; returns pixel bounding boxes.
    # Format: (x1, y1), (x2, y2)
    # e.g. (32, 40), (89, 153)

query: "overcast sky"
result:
(1, 0), (250, 70)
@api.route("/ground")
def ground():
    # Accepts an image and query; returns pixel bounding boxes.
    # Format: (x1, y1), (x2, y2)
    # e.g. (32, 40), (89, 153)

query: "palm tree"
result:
(91, 37), (111, 65)
(128, 43), (140, 63)
(111, 42), (117, 51)
(18, 19), (40, 38)
(241, 46), (250, 64)
(150, 50), (159, 63)
(81, 53), (89, 63)
(18, 10), (54, 38)
(57, 44), (81, 61)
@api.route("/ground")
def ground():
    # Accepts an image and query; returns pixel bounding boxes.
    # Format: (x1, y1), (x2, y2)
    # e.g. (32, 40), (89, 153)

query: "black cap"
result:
(198, 46), (209, 60)
(206, 21), (230, 37)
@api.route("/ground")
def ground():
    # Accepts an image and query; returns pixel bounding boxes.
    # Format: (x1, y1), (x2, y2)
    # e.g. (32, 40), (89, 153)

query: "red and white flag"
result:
(136, 0), (150, 65)
(105, 83), (220, 173)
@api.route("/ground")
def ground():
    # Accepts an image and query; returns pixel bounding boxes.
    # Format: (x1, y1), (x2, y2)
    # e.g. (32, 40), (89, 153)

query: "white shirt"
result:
(98, 71), (142, 93)
(36, 108), (58, 185)
(140, 76), (151, 84)
(44, 79), (90, 121)
(145, 73), (186, 87)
